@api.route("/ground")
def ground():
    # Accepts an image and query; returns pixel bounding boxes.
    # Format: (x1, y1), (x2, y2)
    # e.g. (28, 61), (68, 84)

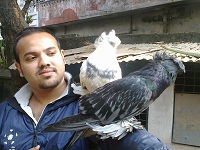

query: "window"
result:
(173, 62), (200, 147)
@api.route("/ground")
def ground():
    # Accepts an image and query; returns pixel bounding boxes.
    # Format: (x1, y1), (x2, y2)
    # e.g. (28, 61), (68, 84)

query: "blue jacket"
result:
(0, 81), (171, 150)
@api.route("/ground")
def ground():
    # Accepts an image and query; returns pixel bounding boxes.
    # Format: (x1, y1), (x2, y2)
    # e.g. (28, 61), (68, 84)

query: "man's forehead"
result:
(21, 32), (54, 39)
(16, 32), (58, 54)
(17, 32), (56, 45)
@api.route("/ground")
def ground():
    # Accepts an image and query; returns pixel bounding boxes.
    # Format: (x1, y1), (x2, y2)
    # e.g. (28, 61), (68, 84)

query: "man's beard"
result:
(39, 79), (60, 89)
(37, 66), (60, 89)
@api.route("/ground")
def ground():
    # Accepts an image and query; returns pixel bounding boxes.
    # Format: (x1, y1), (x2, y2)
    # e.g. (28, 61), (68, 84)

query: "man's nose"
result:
(39, 54), (51, 67)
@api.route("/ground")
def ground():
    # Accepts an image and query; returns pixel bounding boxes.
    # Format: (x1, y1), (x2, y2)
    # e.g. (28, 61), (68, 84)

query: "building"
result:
(11, 0), (200, 149)
(18, 0), (39, 27)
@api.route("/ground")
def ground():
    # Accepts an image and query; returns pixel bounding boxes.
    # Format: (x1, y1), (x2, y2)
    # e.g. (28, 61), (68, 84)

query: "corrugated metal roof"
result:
(64, 42), (200, 65)
(9, 42), (200, 70)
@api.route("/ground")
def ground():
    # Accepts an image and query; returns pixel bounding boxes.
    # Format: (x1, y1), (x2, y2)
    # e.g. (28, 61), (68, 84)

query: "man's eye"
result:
(48, 51), (56, 56)
(26, 56), (36, 61)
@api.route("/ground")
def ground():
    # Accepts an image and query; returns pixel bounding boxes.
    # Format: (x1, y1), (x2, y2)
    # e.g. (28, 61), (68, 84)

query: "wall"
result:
(148, 85), (200, 150)
(173, 93), (200, 149)
(148, 85), (174, 146)
(40, 1), (200, 38)
(37, 0), (183, 26)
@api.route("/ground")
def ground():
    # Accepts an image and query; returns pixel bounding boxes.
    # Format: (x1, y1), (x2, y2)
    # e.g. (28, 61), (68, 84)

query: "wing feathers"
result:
(43, 114), (98, 132)
(79, 77), (153, 124)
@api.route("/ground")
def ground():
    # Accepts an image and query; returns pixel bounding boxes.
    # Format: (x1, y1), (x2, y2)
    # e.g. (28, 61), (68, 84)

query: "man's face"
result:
(15, 32), (65, 90)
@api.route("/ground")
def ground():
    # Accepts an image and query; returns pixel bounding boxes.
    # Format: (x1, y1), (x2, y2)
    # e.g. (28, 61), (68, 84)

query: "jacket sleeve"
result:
(0, 101), (9, 127)
(88, 129), (172, 150)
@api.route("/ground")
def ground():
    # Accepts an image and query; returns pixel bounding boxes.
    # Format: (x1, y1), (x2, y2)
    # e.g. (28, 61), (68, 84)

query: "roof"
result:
(8, 42), (200, 70)
(64, 42), (200, 65)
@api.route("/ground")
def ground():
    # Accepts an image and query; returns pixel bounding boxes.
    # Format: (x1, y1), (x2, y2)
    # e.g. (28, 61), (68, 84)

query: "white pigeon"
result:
(72, 29), (122, 95)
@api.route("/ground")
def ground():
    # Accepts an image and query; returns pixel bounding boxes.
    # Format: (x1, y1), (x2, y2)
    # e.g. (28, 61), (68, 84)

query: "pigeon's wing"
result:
(63, 129), (93, 150)
(43, 115), (98, 150)
(43, 76), (153, 133)
(79, 76), (153, 124)
(43, 114), (99, 132)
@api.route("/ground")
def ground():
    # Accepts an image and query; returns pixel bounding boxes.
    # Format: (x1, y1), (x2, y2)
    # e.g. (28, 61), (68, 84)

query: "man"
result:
(0, 27), (171, 150)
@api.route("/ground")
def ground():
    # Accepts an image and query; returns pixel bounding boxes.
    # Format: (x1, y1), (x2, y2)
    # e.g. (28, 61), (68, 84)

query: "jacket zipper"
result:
(6, 91), (80, 149)
(31, 121), (37, 148)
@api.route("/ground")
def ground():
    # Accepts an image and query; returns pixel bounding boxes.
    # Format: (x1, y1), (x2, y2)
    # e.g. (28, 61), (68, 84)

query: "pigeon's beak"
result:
(178, 68), (186, 74)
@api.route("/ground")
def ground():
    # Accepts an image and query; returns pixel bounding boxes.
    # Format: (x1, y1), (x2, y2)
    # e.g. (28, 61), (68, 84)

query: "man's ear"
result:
(15, 62), (24, 77)
(61, 49), (65, 59)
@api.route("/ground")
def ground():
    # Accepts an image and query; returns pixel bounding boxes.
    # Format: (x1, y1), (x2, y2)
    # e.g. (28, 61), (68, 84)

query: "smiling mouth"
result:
(39, 71), (53, 75)
(38, 68), (56, 76)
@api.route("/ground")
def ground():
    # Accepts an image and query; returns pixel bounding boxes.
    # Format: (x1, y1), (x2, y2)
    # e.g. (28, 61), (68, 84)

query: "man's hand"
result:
(29, 145), (40, 150)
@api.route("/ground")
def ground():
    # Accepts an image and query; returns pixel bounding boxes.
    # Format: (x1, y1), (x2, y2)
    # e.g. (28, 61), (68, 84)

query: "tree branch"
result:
(22, 0), (33, 16)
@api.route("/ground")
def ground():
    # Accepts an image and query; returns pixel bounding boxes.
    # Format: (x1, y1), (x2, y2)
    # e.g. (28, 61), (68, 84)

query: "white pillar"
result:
(148, 84), (174, 145)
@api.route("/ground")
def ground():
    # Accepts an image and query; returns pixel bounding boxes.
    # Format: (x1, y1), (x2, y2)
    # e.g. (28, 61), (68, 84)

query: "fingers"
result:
(29, 145), (40, 150)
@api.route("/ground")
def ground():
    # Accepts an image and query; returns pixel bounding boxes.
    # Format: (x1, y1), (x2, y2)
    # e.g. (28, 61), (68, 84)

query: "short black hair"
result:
(13, 27), (61, 63)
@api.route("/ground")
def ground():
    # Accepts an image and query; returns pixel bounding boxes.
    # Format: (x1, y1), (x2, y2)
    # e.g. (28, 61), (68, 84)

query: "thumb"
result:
(29, 145), (40, 150)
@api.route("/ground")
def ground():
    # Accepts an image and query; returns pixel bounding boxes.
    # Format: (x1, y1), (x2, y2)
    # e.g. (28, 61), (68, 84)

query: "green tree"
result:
(0, 0), (34, 67)
(0, 0), (33, 93)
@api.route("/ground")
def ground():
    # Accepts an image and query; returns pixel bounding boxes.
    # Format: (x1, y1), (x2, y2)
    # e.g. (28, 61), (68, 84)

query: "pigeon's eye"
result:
(169, 72), (176, 80)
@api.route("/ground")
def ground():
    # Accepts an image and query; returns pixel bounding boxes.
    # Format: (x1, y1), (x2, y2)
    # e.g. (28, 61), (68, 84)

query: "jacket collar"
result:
(14, 72), (73, 106)
(7, 72), (79, 125)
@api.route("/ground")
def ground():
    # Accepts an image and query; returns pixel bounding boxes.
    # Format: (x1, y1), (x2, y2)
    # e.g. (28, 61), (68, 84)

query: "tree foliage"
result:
(0, 0), (33, 93)
(0, 0), (34, 67)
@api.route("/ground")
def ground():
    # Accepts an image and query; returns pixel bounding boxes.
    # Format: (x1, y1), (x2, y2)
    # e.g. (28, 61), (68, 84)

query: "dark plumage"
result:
(43, 52), (185, 150)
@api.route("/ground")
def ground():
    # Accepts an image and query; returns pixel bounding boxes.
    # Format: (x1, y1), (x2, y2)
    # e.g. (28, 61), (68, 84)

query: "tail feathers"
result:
(43, 114), (98, 132)
(86, 117), (144, 140)
(63, 129), (89, 150)
(87, 122), (127, 140)
(71, 83), (90, 95)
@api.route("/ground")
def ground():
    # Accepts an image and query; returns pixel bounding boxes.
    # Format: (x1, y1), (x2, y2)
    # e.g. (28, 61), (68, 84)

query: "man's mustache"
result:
(37, 67), (57, 75)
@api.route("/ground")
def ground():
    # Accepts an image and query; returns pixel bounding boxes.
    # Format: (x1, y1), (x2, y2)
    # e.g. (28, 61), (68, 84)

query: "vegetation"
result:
(0, 46), (6, 69)
(0, 0), (34, 68)
(0, 0), (34, 93)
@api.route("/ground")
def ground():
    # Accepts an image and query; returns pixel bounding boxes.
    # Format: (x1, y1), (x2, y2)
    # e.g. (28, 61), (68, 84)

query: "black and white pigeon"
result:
(72, 29), (122, 95)
(70, 29), (142, 143)
(43, 52), (185, 150)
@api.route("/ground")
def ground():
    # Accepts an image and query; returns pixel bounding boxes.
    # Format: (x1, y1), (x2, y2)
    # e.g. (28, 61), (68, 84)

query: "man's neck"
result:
(31, 80), (67, 105)
(14, 72), (72, 123)
(29, 79), (67, 121)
